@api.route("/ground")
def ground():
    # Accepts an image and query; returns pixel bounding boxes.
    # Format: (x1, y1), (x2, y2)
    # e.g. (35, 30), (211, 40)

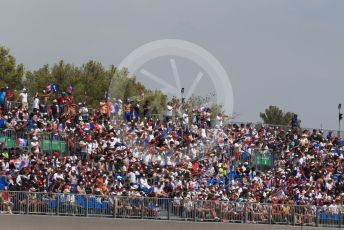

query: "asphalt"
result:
(0, 215), (338, 230)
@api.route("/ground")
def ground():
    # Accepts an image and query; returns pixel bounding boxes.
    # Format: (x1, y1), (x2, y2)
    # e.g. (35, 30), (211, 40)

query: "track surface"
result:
(0, 215), (334, 230)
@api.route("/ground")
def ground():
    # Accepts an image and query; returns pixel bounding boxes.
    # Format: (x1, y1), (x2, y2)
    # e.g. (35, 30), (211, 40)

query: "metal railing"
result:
(0, 190), (343, 227)
(1, 101), (22, 111)
(237, 150), (275, 172)
(0, 128), (70, 155)
(0, 129), (276, 171)
(2, 99), (344, 137)
(227, 121), (344, 138)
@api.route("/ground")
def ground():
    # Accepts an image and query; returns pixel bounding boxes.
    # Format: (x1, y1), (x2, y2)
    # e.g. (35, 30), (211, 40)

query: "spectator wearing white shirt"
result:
(19, 88), (28, 110)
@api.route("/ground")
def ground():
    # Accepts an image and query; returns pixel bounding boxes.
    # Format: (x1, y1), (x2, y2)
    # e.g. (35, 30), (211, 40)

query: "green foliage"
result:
(179, 95), (224, 119)
(25, 60), (116, 108)
(260, 105), (300, 126)
(142, 90), (167, 115)
(0, 46), (24, 93)
(109, 74), (144, 102)
(24, 58), (167, 111)
(109, 73), (167, 115)
(0, 46), (226, 117)
(2, 46), (300, 124)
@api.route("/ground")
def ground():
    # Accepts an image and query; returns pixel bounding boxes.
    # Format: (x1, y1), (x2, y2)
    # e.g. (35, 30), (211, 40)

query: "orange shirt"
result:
(100, 102), (108, 114)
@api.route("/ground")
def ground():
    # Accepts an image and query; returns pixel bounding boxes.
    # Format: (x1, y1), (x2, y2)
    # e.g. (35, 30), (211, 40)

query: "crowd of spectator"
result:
(1, 86), (344, 213)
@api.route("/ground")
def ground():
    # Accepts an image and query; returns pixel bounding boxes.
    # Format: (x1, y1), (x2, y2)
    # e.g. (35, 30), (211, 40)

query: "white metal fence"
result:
(0, 191), (343, 228)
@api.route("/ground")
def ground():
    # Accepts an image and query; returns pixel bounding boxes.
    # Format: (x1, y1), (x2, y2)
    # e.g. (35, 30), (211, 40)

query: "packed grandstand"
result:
(0, 86), (344, 226)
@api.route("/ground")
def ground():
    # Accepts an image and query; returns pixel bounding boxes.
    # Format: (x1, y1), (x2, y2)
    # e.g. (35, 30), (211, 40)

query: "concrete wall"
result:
(0, 215), (335, 230)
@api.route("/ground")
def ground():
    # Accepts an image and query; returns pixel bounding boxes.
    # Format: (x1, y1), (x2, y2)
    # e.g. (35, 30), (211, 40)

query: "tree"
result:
(177, 95), (225, 119)
(0, 46), (24, 93)
(26, 60), (115, 108)
(109, 70), (167, 115)
(25, 60), (167, 112)
(25, 64), (53, 100)
(259, 105), (300, 126)
(0, 45), (229, 117)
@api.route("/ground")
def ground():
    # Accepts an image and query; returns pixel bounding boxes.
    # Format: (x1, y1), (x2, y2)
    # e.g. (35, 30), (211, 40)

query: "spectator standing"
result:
(165, 103), (173, 123)
(123, 100), (132, 122)
(5, 86), (12, 110)
(57, 92), (67, 114)
(0, 186), (13, 214)
(79, 103), (89, 122)
(19, 88), (28, 110)
(51, 99), (59, 119)
(32, 93), (40, 113)
(291, 114), (298, 129)
(79, 137), (88, 160)
(0, 88), (6, 109)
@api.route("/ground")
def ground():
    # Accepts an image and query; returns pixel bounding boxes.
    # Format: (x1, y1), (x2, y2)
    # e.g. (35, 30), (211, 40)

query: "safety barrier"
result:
(0, 129), (276, 172)
(2, 101), (22, 111)
(235, 150), (275, 171)
(224, 121), (344, 139)
(250, 151), (274, 171)
(0, 129), (69, 155)
(0, 129), (28, 149)
(0, 190), (343, 228)
(2, 99), (344, 137)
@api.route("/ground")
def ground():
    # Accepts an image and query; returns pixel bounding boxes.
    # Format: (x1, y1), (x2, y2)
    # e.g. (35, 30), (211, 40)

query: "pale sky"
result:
(0, 0), (343, 130)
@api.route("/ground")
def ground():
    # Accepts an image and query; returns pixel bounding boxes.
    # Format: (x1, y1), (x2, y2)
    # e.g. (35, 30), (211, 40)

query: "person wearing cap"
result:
(165, 102), (173, 124)
(19, 88), (28, 110)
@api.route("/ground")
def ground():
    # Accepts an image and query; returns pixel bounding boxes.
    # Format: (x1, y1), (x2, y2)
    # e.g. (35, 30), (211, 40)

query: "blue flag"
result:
(48, 84), (59, 93)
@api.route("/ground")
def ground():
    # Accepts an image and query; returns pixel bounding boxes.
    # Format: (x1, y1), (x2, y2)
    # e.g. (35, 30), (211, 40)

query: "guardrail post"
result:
(26, 194), (30, 214)
(244, 203), (247, 223)
(141, 200), (144, 219)
(85, 196), (88, 216)
(113, 197), (117, 218)
(339, 211), (342, 228)
(268, 205), (272, 224)
(193, 202), (196, 222)
(220, 202), (224, 222)
(56, 195), (59, 216)
(315, 206), (319, 227)
(292, 206), (296, 226)
(167, 200), (170, 220)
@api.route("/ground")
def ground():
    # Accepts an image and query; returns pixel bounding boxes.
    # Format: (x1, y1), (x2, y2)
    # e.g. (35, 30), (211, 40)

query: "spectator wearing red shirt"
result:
(1, 186), (13, 214)
(5, 86), (12, 110)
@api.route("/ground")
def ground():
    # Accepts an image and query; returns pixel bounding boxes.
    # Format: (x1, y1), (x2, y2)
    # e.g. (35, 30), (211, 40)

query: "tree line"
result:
(0, 46), (299, 125)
